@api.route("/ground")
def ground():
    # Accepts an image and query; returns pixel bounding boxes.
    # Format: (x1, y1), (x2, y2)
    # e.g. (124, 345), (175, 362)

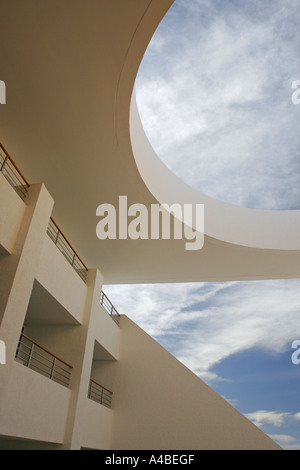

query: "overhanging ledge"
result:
(0, 0), (299, 283)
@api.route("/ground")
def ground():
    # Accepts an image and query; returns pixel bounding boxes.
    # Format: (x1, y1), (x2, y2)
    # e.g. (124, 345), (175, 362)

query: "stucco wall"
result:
(111, 315), (281, 450)
(36, 236), (88, 324)
(0, 174), (26, 254)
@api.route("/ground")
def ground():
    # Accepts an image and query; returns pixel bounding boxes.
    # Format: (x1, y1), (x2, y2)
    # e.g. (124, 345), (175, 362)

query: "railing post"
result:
(0, 155), (7, 172)
(27, 342), (34, 368)
(46, 218), (88, 283)
(16, 334), (72, 387)
(50, 357), (56, 380)
(55, 229), (60, 246)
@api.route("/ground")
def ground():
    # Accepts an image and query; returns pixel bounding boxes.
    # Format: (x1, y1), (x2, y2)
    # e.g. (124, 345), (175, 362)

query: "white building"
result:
(0, 0), (298, 450)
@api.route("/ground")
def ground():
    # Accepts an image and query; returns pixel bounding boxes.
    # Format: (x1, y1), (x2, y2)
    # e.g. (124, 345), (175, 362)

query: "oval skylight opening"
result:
(135, 0), (300, 210)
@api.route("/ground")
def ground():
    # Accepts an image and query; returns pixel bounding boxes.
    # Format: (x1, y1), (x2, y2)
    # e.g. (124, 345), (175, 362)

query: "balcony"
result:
(0, 143), (124, 325)
(0, 142), (89, 283)
(100, 291), (120, 326)
(0, 143), (29, 201)
(46, 217), (88, 283)
(15, 333), (72, 388)
(88, 379), (113, 408)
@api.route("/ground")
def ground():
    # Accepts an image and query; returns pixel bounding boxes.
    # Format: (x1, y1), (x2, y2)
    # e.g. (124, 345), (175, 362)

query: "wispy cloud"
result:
(127, 0), (300, 448)
(136, 0), (300, 210)
(245, 410), (291, 427)
(104, 279), (300, 450)
(268, 434), (297, 443)
(245, 410), (300, 449)
(104, 279), (300, 381)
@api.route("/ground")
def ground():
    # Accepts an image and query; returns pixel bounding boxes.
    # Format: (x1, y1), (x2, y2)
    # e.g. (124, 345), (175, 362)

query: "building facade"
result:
(0, 144), (281, 450)
(1, 0), (298, 451)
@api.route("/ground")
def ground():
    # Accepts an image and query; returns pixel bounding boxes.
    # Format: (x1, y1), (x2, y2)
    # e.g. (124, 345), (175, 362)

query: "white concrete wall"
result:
(0, 174), (26, 254)
(111, 316), (281, 450)
(0, 171), (280, 450)
(64, 268), (120, 450)
(0, 361), (70, 443)
(94, 305), (120, 360)
(0, 178), (119, 449)
(75, 397), (113, 450)
(36, 235), (87, 324)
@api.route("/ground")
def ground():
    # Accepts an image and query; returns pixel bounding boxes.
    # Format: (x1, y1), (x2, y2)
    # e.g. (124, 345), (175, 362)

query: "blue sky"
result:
(135, 0), (300, 210)
(107, 0), (300, 449)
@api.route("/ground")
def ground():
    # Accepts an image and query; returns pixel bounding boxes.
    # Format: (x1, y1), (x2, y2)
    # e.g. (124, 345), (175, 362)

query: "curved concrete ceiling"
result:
(1, 0), (299, 284)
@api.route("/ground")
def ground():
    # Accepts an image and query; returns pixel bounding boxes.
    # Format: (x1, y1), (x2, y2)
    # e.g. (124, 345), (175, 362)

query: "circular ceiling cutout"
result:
(136, 0), (300, 210)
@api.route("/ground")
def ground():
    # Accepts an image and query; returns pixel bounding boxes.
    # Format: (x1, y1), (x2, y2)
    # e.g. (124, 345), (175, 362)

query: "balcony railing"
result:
(0, 142), (89, 282)
(47, 217), (88, 283)
(100, 291), (120, 326)
(88, 379), (113, 408)
(0, 143), (30, 201)
(15, 333), (72, 388)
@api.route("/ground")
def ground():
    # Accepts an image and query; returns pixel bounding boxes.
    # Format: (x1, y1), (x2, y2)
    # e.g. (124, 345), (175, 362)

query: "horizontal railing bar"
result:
(89, 392), (111, 401)
(100, 291), (120, 325)
(90, 395), (112, 405)
(19, 334), (73, 369)
(16, 351), (68, 376)
(100, 291), (120, 316)
(17, 350), (53, 369)
(89, 378), (113, 395)
(47, 219), (88, 283)
(88, 378), (113, 408)
(1, 162), (27, 185)
(17, 349), (71, 380)
(49, 217), (88, 271)
(25, 364), (70, 387)
(89, 396), (112, 405)
(16, 338), (72, 388)
(88, 395), (112, 406)
(0, 142), (89, 282)
(89, 387), (112, 399)
(90, 388), (110, 398)
(90, 398), (112, 407)
(1, 165), (29, 200)
(0, 142), (30, 187)
(19, 345), (56, 366)
(24, 362), (54, 376)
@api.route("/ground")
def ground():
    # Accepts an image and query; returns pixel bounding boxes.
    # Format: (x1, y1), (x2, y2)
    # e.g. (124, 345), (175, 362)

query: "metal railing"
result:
(47, 217), (88, 283)
(15, 333), (72, 388)
(0, 142), (89, 282)
(88, 379), (113, 408)
(100, 291), (120, 326)
(0, 142), (30, 200)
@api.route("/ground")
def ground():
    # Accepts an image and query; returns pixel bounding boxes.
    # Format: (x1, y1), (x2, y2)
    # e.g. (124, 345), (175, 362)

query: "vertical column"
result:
(62, 268), (105, 450)
(0, 183), (54, 368)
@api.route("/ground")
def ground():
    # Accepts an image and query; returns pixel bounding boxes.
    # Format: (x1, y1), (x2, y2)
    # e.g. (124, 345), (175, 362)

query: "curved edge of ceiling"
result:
(114, 0), (300, 252)
(129, 91), (300, 252)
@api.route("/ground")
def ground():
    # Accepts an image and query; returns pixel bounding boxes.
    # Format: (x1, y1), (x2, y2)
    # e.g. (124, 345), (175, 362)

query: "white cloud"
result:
(244, 411), (300, 449)
(136, 0), (300, 210)
(103, 279), (300, 380)
(268, 434), (297, 443)
(245, 410), (290, 427)
(103, 280), (300, 447)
